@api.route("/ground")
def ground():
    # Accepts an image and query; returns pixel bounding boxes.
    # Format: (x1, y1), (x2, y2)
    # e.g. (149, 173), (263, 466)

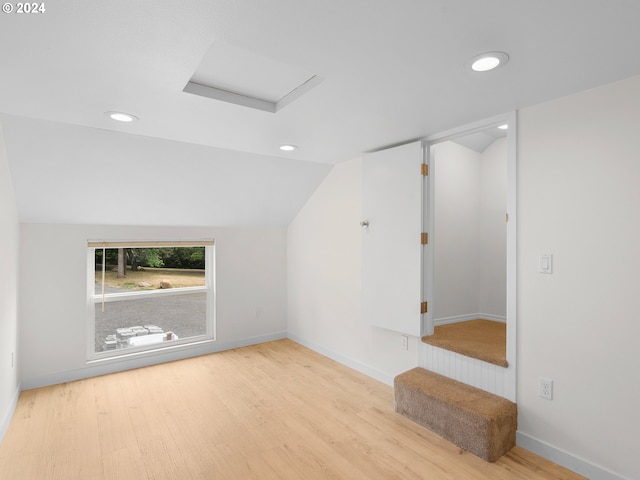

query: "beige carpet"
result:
(421, 319), (507, 367)
(394, 367), (517, 462)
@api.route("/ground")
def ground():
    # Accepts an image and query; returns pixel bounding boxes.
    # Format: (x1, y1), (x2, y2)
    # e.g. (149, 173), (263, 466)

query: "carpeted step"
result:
(394, 367), (517, 462)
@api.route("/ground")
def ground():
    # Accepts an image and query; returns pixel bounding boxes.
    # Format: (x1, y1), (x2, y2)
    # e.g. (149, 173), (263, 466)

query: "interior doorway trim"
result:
(421, 111), (517, 401)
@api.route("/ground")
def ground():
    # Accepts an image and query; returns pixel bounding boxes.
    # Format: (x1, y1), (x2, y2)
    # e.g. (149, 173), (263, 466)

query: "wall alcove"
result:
(422, 113), (517, 401)
(361, 112), (516, 400)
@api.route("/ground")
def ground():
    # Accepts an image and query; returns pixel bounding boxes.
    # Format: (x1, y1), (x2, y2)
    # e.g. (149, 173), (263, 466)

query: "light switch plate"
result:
(540, 254), (553, 274)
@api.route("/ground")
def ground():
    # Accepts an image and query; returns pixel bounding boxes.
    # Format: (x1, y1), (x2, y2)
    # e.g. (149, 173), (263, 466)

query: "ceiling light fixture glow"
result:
(105, 111), (138, 122)
(468, 52), (509, 72)
(498, 124), (509, 130)
(279, 144), (298, 151)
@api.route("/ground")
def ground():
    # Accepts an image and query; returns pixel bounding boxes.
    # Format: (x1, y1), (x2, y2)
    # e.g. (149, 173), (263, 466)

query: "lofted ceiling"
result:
(2, 1), (640, 226)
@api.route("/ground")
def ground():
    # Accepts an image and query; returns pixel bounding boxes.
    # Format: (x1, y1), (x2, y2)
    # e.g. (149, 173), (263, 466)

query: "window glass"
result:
(88, 243), (215, 360)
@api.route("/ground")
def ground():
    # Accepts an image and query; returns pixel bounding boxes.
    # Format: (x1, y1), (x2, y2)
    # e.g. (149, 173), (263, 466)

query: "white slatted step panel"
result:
(420, 343), (513, 401)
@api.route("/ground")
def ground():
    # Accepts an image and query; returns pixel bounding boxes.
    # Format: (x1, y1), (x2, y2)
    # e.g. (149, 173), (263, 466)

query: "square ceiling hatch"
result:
(184, 42), (323, 113)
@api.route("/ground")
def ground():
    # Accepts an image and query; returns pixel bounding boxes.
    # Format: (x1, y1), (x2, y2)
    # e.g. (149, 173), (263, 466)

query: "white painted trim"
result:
(434, 313), (506, 326)
(505, 110), (517, 402)
(183, 75), (324, 113)
(422, 111), (517, 401)
(86, 244), (216, 362)
(424, 113), (510, 144)
(420, 343), (511, 399)
(422, 141), (434, 336)
(86, 337), (216, 366)
(22, 332), (286, 390)
(286, 333), (394, 386)
(90, 285), (207, 303)
(0, 383), (21, 444)
(184, 81), (277, 112)
(275, 75), (324, 111)
(517, 432), (628, 480)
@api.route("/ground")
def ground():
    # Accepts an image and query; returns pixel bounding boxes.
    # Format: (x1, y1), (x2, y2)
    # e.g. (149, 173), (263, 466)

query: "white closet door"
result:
(361, 141), (424, 336)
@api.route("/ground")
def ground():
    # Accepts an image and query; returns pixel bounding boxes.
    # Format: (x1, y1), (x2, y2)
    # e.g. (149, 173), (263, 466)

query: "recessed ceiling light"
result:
(280, 144), (298, 152)
(498, 124), (509, 130)
(105, 111), (138, 122)
(468, 52), (509, 72)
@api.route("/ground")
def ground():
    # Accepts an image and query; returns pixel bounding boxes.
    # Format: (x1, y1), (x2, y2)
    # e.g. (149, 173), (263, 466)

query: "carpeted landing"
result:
(421, 319), (507, 367)
(394, 367), (517, 462)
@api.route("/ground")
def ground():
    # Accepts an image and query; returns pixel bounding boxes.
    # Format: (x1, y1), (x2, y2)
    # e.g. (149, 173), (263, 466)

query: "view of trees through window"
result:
(96, 246), (205, 283)
(91, 245), (211, 356)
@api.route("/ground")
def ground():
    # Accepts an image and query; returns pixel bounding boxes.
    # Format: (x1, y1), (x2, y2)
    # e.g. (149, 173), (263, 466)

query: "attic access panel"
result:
(184, 42), (323, 113)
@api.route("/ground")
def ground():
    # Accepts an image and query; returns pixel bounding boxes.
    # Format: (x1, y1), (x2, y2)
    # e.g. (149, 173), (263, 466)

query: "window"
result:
(87, 240), (215, 361)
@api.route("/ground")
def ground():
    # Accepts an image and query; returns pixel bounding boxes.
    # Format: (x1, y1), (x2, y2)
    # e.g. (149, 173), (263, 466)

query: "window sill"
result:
(86, 336), (216, 365)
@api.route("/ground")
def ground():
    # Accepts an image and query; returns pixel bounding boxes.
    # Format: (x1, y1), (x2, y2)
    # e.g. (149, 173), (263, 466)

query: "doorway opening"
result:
(421, 112), (516, 399)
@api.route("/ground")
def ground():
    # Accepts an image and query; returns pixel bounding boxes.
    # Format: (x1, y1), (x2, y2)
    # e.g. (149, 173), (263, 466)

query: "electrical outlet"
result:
(539, 377), (553, 400)
(401, 335), (408, 350)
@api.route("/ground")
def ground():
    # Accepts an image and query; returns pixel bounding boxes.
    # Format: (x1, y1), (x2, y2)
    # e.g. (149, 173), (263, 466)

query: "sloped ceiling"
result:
(0, 115), (330, 226)
(1, 1), (640, 226)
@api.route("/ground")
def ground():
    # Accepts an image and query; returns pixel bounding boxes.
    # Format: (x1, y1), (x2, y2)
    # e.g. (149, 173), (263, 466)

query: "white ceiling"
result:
(452, 125), (507, 153)
(0, 114), (330, 226)
(2, 1), (640, 226)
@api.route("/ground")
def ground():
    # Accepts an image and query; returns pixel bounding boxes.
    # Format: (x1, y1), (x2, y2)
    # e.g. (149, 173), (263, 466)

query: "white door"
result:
(361, 141), (425, 337)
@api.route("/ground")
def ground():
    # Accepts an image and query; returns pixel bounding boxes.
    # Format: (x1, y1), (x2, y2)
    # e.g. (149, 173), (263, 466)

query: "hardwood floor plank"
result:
(0, 339), (585, 479)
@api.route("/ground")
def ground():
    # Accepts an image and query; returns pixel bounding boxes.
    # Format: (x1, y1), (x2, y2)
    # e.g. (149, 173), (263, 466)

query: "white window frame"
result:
(86, 240), (216, 362)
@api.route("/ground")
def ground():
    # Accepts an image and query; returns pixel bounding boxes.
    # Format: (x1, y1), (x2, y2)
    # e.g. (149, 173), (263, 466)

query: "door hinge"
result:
(421, 163), (429, 176)
(421, 232), (428, 245)
(420, 301), (428, 314)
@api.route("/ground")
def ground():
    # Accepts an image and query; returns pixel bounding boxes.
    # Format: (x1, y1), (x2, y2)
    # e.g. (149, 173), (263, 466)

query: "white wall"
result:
(478, 138), (507, 316)
(287, 158), (420, 385)
(433, 141), (481, 320)
(7, 75), (638, 480)
(0, 125), (20, 441)
(19, 224), (287, 388)
(517, 75), (640, 480)
(288, 76), (640, 479)
(433, 138), (506, 322)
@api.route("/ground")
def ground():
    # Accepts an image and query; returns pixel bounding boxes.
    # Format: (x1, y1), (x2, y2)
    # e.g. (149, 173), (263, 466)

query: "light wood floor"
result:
(0, 339), (584, 479)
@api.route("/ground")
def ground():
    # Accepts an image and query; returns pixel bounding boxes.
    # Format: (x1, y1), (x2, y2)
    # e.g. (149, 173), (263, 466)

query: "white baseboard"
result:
(435, 313), (506, 326)
(286, 332), (394, 386)
(284, 336), (627, 479)
(0, 382), (21, 444)
(21, 332), (287, 391)
(517, 431), (628, 480)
